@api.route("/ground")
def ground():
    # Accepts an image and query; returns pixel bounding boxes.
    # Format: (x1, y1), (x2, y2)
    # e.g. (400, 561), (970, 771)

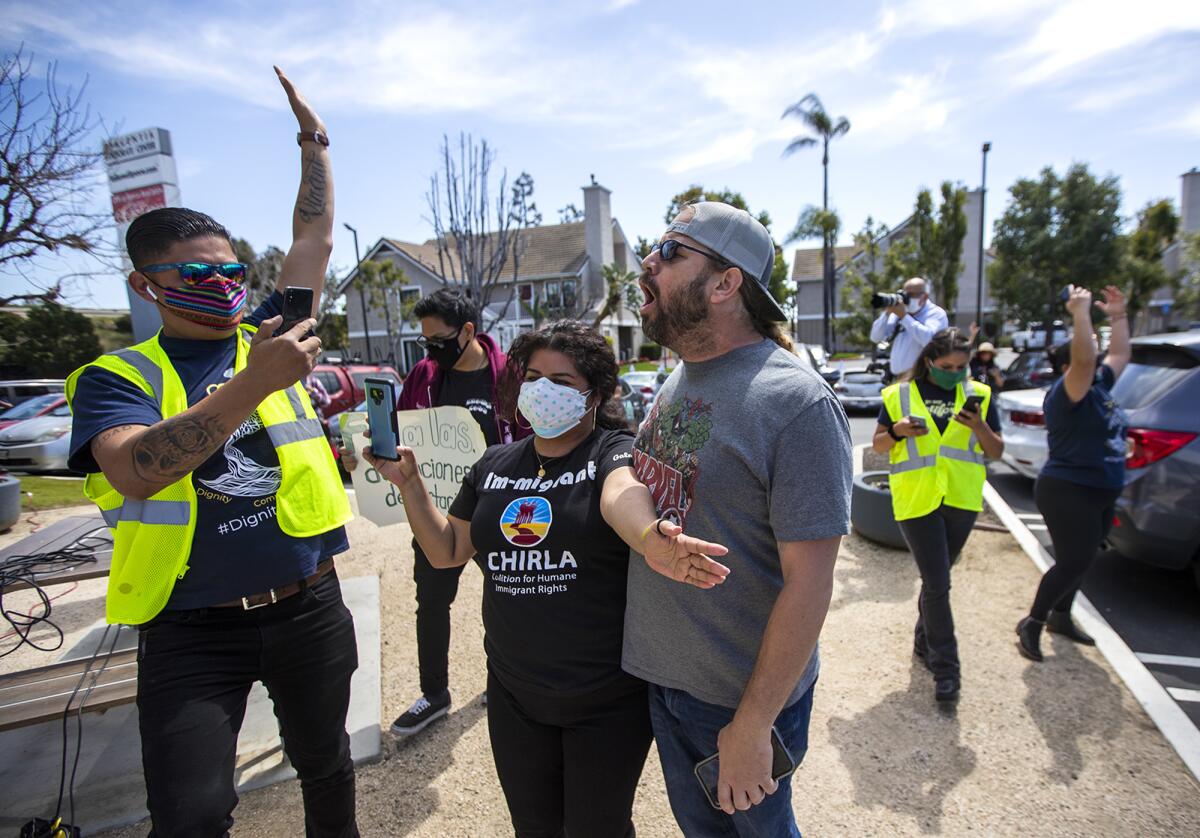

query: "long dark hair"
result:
(501, 319), (624, 431)
(901, 327), (972, 383)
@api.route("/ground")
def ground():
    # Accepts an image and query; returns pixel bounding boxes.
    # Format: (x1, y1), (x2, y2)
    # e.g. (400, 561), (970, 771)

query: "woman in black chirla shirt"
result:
(360, 320), (730, 838)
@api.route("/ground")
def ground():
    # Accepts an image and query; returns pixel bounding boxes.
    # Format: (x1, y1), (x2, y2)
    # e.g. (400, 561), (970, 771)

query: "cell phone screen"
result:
(278, 285), (315, 336)
(693, 727), (796, 809)
(963, 395), (984, 414)
(364, 377), (399, 460)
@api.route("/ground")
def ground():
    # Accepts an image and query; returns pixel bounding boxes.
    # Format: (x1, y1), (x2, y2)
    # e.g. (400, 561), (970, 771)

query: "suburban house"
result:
(337, 180), (645, 372)
(791, 187), (994, 349)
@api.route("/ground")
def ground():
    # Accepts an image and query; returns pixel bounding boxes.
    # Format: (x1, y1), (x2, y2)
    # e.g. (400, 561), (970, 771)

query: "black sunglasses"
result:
(651, 239), (731, 267)
(416, 326), (462, 350)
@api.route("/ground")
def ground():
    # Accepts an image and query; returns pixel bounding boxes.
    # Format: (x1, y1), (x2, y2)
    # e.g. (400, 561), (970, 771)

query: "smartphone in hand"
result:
(908, 415), (927, 431)
(694, 727), (796, 810)
(961, 394), (984, 415)
(363, 377), (399, 460)
(277, 286), (315, 337)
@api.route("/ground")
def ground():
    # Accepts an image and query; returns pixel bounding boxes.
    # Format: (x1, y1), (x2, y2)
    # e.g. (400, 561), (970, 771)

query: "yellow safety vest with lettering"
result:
(881, 379), (992, 521)
(65, 323), (352, 624)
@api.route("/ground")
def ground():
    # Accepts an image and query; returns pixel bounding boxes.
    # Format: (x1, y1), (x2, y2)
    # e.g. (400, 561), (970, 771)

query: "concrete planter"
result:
(851, 470), (907, 550)
(0, 473), (20, 533)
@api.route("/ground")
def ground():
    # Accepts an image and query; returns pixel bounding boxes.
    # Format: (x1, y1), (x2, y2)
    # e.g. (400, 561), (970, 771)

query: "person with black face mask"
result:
(376, 288), (530, 739)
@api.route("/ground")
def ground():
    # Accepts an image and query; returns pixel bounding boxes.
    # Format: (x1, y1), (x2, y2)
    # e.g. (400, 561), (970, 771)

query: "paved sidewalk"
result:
(8, 505), (1196, 836)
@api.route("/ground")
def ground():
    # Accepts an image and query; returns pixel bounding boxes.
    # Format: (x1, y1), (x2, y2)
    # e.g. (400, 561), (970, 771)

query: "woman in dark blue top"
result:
(1017, 285), (1131, 661)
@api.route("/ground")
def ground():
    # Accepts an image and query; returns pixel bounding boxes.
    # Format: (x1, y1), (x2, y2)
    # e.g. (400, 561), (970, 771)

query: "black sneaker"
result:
(390, 691), (451, 738)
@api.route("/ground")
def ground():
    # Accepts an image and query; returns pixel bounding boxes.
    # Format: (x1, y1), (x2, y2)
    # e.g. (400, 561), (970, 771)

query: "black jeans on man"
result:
(136, 571), (359, 837)
(413, 541), (465, 697)
(898, 504), (978, 680)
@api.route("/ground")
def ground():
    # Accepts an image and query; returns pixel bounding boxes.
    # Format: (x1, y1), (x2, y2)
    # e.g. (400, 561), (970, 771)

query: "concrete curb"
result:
(982, 480), (1200, 784)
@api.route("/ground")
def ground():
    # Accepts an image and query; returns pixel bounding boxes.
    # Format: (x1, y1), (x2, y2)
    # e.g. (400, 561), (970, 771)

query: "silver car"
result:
(0, 401), (73, 472)
(996, 388), (1049, 480)
(833, 371), (886, 412)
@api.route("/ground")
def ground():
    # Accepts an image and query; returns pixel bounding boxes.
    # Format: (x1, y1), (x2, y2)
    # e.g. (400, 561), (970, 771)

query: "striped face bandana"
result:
(155, 276), (247, 330)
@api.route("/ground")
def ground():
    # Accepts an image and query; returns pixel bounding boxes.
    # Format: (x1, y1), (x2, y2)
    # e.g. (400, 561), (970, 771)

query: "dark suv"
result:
(1108, 331), (1200, 588)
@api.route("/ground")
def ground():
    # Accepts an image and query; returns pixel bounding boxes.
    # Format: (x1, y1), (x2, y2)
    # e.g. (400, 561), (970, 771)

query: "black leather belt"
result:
(214, 559), (335, 610)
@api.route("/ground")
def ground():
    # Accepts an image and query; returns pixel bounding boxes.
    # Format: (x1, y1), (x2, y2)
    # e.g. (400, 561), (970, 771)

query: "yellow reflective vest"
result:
(65, 323), (352, 625)
(881, 378), (992, 521)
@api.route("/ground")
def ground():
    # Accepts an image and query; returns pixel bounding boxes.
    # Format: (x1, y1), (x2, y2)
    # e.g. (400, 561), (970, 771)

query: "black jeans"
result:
(136, 571), (359, 838)
(486, 668), (653, 838)
(413, 541), (465, 697)
(1031, 474), (1121, 620)
(898, 504), (978, 680)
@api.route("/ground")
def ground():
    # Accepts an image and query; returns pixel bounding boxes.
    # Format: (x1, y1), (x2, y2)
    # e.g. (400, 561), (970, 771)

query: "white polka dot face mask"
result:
(517, 377), (593, 439)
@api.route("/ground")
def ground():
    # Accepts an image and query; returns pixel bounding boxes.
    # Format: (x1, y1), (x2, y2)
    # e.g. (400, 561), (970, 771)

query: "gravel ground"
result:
(5, 504), (1199, 836)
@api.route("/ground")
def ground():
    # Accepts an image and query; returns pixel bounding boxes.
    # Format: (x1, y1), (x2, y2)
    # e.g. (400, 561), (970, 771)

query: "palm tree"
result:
(783, 94), (850, 350)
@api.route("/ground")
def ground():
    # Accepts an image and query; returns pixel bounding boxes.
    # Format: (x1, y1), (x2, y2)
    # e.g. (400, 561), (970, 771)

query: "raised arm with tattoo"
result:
(274, 65), (334, 313)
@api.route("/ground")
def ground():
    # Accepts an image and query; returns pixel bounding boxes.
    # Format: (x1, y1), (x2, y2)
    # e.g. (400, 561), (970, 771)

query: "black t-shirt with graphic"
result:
(438, 365), (500, 447)
(68, 292), (349, 611)
(877, 379), (1001, 435)
(448, 429), (637, 696)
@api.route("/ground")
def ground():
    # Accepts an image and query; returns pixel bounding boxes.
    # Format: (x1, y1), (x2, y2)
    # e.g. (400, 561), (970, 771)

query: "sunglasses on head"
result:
(651, 239), (731, 266)
(139, 262), (249, 285)
(416, 326), (462, 350)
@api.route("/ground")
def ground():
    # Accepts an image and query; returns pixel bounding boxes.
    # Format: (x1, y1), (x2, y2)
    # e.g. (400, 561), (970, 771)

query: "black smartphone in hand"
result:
(908, 415), (927, 431)
(962, 394), (984, 415)
(277, 285), (315, 336)
(694, 727), (796, 810)
(364, 377), (399, 460)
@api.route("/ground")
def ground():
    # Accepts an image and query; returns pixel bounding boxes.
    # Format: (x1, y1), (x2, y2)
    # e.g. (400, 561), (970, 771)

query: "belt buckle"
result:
(241, 589), (278, 610)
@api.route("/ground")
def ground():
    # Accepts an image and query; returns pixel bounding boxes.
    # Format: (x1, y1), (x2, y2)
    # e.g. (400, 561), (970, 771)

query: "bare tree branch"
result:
(0, 46), (110, 273)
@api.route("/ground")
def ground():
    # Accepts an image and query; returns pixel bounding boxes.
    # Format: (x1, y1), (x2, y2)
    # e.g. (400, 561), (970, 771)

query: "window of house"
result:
(518, 283), (533, 302)
(561, 279), (577, 310)
(399, 287), (421, 323)
(545, 281), (561, 309)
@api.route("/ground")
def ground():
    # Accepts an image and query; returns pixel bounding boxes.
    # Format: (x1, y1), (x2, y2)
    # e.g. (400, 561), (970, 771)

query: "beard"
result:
(641, 270), (713, 351)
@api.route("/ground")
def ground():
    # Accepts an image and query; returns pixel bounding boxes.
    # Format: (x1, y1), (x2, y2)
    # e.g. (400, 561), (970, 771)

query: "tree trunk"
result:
(822, 142), (831, 351)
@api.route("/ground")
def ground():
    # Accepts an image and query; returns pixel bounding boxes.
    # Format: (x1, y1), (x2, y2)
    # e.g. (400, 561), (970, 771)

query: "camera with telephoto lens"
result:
(871, 290), (910, 309)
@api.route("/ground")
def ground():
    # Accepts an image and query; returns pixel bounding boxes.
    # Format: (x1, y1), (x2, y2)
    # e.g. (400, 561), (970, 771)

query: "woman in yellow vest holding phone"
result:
(872, 328), (1004, 704)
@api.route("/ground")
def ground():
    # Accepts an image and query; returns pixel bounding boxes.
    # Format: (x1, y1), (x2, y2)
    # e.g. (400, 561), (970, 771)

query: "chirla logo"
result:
(500, 496), (553, 547)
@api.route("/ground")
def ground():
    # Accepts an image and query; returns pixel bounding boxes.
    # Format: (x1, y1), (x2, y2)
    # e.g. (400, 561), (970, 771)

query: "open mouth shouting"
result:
(639, 272), (658, 316)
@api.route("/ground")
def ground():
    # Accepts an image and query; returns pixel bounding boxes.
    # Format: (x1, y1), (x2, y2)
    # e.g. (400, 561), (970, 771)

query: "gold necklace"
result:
(533, 446), (548, 478)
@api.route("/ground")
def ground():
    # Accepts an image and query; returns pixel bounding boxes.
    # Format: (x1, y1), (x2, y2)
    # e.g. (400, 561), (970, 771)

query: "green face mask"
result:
(928, 364), (967, 389)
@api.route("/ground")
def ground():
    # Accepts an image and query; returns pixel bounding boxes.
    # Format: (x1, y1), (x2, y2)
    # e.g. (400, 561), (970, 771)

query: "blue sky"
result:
(3, 0), (1199, 310)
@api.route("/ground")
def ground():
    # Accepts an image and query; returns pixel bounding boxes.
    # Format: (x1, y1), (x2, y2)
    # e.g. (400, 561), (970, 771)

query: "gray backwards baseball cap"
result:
(664, 201), (787, 323)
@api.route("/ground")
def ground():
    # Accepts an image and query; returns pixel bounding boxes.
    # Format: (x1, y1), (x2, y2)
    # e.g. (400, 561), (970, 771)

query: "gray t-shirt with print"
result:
(622, 339), (852, 709)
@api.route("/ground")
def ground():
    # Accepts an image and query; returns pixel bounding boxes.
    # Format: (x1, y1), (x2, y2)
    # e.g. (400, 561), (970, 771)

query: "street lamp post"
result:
(343, 223), (372, 362)
(975, 142), (991, 331)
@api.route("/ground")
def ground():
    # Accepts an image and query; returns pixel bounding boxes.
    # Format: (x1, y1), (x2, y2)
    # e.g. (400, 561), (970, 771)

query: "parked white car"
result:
(0, 401), (73, 472)
(1011, 321), (1069, 353)
(996, 388), (1049, 479)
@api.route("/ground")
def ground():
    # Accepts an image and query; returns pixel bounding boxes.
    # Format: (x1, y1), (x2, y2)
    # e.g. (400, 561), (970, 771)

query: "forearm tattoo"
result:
(130, 414), (226, 483)
(297, 151), (328, 223)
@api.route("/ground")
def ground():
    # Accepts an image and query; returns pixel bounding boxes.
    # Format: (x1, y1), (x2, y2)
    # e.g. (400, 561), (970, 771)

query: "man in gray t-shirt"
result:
(624, 201), (851, 836)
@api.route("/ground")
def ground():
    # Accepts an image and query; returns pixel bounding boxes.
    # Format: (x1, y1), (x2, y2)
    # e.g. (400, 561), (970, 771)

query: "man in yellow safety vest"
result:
(64, 69), (359, 836)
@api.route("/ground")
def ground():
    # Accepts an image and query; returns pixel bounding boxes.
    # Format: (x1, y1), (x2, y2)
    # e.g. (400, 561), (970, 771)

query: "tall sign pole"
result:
(975, 141), (991, 330)
(103, 128), (181, 342)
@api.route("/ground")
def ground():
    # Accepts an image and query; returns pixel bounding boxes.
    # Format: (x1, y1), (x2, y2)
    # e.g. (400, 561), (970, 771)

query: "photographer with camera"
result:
(869, 277), (950, 381)
(872, 327), (1004, 704)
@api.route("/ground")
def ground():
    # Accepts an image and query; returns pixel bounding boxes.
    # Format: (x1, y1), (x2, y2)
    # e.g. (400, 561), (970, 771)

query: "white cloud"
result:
(1009, 0), (1200, 86)
(665, 129), (757, 174)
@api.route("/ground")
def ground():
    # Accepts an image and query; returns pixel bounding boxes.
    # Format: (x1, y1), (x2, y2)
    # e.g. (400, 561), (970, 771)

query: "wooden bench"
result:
(0, 636), (137, 732)
(0, 515), (112, 594)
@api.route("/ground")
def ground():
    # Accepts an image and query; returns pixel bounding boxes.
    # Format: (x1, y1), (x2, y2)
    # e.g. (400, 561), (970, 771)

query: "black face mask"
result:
(426, 329), (467, 371)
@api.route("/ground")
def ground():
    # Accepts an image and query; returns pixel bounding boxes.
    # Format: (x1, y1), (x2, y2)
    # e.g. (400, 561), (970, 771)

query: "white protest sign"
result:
(341, 407), (487, 527)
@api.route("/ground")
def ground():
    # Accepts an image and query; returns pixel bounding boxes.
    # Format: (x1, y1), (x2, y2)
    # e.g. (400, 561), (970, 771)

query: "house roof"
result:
(381, 222), (591, 282)
(790, 246), (859, 282)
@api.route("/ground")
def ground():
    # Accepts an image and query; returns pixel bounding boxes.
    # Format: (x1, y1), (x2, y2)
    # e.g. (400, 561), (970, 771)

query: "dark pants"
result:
(898, 504), (978, 680)
(1031, 474), (1121, 620)
(413, 541), (465, 697)
(486, 668), (653, 838)
(648, 683), (814, 837)
(137, 571), (359, 838)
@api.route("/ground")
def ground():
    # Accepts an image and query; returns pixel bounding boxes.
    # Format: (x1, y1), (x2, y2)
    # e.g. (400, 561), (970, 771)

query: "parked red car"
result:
(0, 394), (67, 431)
(309, 363), (402, 421)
